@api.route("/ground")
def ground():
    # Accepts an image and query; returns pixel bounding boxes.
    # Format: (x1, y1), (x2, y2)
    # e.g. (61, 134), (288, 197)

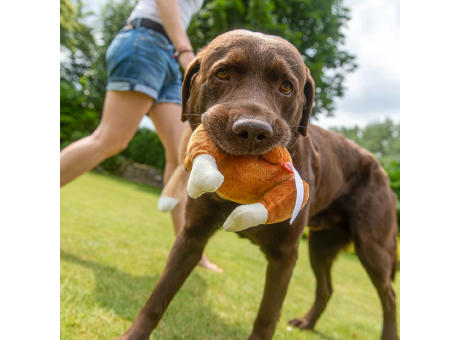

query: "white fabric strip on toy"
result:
(290, 165), (304, 225)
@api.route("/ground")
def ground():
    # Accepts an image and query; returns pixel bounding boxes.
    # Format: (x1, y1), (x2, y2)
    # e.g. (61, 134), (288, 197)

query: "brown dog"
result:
(119, 30), (399, 340)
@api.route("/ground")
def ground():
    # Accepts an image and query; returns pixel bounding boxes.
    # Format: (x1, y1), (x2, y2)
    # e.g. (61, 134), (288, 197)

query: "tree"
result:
(60, 0), (94, 53)
(60, 0), (96, 82)
(60, 0), (99, 146)
(331, 119), (400, 167)
(60, 81), (99, 146)
(188, 0), (357, 118)
(123, 128), (166, 171)
(60, 0), (135, 146)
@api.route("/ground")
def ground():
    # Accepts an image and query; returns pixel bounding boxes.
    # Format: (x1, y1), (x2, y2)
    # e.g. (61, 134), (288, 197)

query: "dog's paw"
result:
(157, 196), (179, 212)
(187, 155), (224, 198)
(223, 203), (268, 232)
(288, 317), (315, 330)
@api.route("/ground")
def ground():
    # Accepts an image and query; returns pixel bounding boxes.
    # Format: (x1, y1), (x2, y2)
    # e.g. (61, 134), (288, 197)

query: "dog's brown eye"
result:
(215, 69), (230, 81)
(279, 80), (293, 95)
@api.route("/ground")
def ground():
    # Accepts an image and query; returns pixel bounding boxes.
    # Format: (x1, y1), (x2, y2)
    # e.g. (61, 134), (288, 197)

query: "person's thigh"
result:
(94, 90), (154, 147)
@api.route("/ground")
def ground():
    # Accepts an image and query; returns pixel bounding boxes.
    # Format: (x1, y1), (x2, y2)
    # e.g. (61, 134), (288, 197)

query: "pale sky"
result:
(315, 0), (400, 128)
(83, 0), (400, 130)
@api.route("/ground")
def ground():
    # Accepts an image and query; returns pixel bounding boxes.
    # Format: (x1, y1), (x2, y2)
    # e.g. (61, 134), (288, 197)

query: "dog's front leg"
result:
(248, 238), (299, 340)
(118, 197), (223, 340)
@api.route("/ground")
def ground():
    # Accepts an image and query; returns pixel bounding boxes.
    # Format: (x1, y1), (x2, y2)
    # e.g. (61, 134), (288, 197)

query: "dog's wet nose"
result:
(232, 119), (273, 143)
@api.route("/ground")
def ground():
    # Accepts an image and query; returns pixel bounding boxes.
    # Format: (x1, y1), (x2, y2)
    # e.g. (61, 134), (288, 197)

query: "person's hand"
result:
(178, 51), (195, 70)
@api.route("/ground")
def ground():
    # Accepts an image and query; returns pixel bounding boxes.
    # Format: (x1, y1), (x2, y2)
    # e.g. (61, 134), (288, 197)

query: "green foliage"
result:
(60, 0), (95, 54)
(331, 119), (400, 168)
(60, 0), (96, 84)
(100, 154), (127, 173)
(60, 0), (135, 147)
(60, 80), (99, 147)
(384, 160), (400, 224)
(100, 0), (137, 49)
(60, 0), (100, 147)
(123, 128), (166, 171)
(60, 0), (79, 51)
(384, 161), (400, 202)
(188, 0), (357, 117)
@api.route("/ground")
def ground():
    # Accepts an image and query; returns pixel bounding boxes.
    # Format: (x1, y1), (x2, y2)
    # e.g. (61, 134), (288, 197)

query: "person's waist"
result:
(127, 18), (172, 45)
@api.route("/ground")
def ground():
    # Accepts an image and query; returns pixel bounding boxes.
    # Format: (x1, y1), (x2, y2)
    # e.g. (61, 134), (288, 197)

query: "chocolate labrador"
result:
(119, 30), (399, 340)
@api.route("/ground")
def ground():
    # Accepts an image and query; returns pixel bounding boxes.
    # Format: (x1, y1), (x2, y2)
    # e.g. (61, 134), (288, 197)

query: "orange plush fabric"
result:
(185, 124), (309, 224)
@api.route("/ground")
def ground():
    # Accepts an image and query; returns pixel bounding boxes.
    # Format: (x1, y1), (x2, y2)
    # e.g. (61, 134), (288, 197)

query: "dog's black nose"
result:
(232, 119), (273, 142)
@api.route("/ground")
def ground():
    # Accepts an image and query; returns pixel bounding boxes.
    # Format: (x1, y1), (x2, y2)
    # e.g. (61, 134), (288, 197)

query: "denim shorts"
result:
(105, 26), (182, 105)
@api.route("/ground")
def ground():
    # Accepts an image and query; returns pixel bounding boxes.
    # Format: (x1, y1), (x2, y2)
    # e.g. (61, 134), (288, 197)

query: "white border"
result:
(401, 1), (460, 339)
(1, 0), (59, 338)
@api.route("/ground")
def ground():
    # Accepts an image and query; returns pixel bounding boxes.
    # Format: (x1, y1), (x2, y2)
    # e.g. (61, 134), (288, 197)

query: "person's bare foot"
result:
(198, 255), (223, 273)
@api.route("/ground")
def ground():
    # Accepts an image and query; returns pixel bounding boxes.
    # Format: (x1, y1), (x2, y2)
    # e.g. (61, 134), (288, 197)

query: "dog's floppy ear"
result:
(181, 56), (201, 122)
(298, 66), (315, 136)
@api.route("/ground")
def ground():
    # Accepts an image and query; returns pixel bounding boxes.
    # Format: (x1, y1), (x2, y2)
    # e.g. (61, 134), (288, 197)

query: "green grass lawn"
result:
(61, 172), (399, 340)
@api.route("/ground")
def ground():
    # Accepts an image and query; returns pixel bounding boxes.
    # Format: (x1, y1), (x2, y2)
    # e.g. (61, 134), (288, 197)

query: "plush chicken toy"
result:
(183, 124), (309, 232)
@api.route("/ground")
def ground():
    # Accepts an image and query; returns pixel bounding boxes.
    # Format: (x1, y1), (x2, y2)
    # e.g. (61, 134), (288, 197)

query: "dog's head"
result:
(182, 30), (315, 155)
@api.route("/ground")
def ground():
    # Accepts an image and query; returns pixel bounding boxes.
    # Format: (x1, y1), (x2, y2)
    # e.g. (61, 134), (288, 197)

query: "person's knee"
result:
(91, 129), (131, 157)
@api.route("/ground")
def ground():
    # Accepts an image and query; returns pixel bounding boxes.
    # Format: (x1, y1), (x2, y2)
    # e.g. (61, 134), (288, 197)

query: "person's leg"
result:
(148, 102), (222, 273)
(60, 91), (153, 187)
(148, 103), (185, 233)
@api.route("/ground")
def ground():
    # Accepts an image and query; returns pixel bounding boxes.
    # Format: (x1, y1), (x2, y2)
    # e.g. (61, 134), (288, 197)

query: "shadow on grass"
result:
(61, 249), (247, 339)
